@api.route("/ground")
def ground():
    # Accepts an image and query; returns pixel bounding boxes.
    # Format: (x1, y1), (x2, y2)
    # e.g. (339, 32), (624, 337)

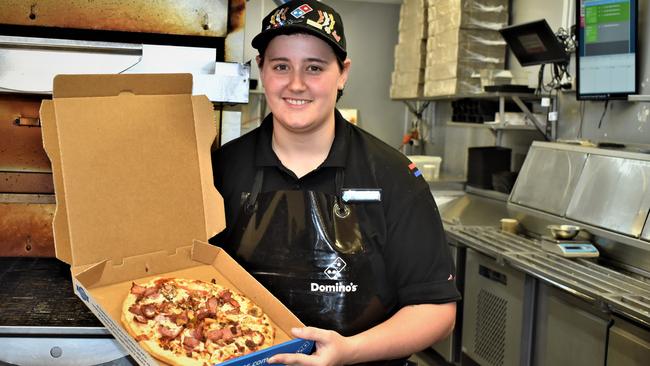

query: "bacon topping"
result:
(128, 304), (142, 316)
(196, 308), (210, 320)
(133, 314), (148, 324)
(158, 325), (182, 339)
(206, 329), (223, 341)
(183, 335), (200, 349)
(141, 304), (156, 318)
(144, 286), (159, 298)
(130, 282), (147, 296)
(245, 339), (256, 350)
(135, 334), (150, 341)
(207, 297), (219, 314)
(169, 311), (189, 325)
(222, 327), (234, 341)
(191, 322), (205, 341)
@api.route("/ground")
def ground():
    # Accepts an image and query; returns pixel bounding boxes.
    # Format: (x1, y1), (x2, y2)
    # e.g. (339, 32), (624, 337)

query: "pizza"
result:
(121, 277), (275, 366)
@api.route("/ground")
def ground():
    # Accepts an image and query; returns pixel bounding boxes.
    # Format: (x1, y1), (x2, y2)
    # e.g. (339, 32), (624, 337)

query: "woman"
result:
(210, 1), (460, 365)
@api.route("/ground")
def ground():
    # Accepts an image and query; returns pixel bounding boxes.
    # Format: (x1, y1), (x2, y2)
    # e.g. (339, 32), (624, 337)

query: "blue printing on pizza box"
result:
(217, 338), (314, 366)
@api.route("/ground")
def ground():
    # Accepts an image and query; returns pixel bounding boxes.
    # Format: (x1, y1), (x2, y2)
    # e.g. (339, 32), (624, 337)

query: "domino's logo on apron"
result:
(311, 257), (358, 293)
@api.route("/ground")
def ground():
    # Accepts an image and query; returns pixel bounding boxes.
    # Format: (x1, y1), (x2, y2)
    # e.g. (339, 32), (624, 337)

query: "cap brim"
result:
(251, 25), (347, 61)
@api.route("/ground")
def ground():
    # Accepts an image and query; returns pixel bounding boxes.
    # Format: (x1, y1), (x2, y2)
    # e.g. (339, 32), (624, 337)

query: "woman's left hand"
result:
(267, 326), (356, 366)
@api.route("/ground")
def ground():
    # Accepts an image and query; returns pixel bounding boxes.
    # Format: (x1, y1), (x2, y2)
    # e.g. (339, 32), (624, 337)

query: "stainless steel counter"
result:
(446, 226), (650, 327)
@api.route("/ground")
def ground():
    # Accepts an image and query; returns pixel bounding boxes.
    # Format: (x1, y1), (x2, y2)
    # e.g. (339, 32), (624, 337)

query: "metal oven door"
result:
(532, 282), (609, 366)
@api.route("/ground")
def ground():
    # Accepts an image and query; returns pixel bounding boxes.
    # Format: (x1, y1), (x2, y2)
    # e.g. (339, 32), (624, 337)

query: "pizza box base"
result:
(73, 240), (314, 366)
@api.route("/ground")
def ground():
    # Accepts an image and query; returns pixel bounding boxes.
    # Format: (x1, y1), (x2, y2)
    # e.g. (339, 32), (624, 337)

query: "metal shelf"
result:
(393, 92), (540, 102)
(446, 121), (538, 131)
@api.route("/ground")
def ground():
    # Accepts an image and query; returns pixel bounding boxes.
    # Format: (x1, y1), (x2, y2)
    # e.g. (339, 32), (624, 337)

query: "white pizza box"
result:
(40, 73), (313, 366)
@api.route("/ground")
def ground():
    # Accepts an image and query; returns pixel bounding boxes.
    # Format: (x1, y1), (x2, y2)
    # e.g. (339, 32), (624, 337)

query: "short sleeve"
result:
(383, 188), (461, 306)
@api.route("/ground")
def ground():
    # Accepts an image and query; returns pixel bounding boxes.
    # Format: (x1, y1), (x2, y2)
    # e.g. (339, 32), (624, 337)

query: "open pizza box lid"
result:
(40, 74), (313, 366)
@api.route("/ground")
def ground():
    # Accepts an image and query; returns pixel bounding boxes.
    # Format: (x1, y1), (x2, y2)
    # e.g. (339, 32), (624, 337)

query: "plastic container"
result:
(407, 155), (442, 182)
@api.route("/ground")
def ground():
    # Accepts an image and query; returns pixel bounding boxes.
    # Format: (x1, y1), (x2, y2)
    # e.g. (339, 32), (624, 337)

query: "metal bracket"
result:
(14, 116), (40, 127)
(627, 95), (650, 102)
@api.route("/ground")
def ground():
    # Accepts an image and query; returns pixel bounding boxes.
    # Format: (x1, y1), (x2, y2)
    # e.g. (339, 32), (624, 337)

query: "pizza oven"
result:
(0, 1), (247, 364)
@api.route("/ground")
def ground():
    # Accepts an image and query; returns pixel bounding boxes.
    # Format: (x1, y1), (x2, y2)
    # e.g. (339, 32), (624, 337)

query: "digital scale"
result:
(541, 237), (599, 258)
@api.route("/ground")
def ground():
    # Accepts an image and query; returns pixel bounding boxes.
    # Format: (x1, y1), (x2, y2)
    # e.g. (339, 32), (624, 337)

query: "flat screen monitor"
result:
(499, 19), (570, 67)
(576, 0), (638, 100)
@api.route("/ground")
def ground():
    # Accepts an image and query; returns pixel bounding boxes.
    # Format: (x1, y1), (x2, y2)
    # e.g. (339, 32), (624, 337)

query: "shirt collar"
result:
(254, 110), (351, 168)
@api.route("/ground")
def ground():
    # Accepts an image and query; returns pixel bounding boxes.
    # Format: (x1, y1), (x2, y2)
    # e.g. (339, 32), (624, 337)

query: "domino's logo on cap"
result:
(291, 4), (313, 18)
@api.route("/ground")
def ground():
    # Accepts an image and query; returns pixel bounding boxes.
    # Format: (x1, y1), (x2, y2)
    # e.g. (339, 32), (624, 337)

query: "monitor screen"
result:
(576, 0), (638, 100)
(499, 20), (570, 67)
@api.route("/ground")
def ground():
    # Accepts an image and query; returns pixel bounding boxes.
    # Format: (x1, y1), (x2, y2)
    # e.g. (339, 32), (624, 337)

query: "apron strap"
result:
(334, 168), (349, 217)
(245, 168), (264, 213)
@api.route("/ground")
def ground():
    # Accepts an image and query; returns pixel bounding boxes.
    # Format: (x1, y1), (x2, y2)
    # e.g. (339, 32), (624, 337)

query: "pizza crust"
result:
(121, 277), (275, 366)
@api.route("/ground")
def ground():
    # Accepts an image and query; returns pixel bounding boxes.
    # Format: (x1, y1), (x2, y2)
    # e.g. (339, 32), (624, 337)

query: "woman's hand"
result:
(267, 327), (357, 366)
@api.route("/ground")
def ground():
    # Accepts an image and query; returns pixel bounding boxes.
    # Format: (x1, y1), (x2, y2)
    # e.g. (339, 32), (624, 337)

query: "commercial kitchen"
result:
(1, 0), (649, 365)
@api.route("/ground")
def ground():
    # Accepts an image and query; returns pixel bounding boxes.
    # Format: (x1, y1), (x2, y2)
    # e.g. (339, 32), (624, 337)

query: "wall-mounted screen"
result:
(576, 0), (638, 100)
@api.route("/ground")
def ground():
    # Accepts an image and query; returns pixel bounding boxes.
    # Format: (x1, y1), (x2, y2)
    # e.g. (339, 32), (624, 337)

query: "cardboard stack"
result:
(390, 0), (427, 99)
(424, 0), (509, 97)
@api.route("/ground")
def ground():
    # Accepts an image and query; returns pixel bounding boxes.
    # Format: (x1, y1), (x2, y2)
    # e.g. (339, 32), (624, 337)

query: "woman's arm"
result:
(268, 302), (456, 366)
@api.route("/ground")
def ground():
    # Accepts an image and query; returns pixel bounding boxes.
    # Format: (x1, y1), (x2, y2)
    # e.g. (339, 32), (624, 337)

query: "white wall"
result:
(510, 0), (650, 145)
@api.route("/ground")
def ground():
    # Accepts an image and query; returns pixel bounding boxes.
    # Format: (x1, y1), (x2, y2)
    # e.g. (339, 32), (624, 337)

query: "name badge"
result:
(341, 189), (382, 203)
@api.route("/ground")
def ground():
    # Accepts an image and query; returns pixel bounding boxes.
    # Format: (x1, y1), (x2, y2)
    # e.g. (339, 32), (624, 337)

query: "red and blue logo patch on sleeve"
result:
(408, 163), (421, 177)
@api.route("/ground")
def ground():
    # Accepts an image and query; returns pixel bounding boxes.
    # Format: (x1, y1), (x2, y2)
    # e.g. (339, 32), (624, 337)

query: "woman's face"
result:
(258, 33), (350, 134)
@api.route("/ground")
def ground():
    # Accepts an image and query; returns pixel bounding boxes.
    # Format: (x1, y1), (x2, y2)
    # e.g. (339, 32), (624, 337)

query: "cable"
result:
(597, 100), (610, 129)
(117, 56), (144, 74)
(578, 101), (585, 139)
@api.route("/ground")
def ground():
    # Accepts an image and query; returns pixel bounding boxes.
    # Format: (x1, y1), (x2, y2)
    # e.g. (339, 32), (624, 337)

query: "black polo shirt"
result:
(210, 110), (460, 308)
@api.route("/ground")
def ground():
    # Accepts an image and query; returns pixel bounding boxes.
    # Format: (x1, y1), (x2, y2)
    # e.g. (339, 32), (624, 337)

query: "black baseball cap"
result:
(251, 0), (347, 62)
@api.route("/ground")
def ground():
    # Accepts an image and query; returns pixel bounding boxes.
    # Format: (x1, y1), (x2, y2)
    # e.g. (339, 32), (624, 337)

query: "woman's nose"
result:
(288, 71), (306, 91)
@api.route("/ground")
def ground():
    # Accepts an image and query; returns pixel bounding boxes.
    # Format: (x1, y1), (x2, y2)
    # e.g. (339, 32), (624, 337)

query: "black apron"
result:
(227, 168), (394, 337)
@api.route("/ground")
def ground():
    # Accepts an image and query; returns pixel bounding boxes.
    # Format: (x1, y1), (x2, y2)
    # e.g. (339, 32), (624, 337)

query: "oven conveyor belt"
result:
(0, 257), (102, 327)
(446, 226), (650, 326)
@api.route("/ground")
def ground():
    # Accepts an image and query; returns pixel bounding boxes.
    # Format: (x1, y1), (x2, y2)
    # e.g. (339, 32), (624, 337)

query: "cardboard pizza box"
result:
(40, 73), (314, 366)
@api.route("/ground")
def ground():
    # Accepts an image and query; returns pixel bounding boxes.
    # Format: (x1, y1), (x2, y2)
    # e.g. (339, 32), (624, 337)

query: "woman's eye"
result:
(307, 65), (322, 72)
(273, 64), (289, 71)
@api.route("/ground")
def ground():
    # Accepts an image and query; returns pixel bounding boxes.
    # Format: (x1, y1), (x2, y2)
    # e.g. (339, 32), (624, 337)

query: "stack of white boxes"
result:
(423, 0), (509, 97)
(390, 0), (427, 99)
